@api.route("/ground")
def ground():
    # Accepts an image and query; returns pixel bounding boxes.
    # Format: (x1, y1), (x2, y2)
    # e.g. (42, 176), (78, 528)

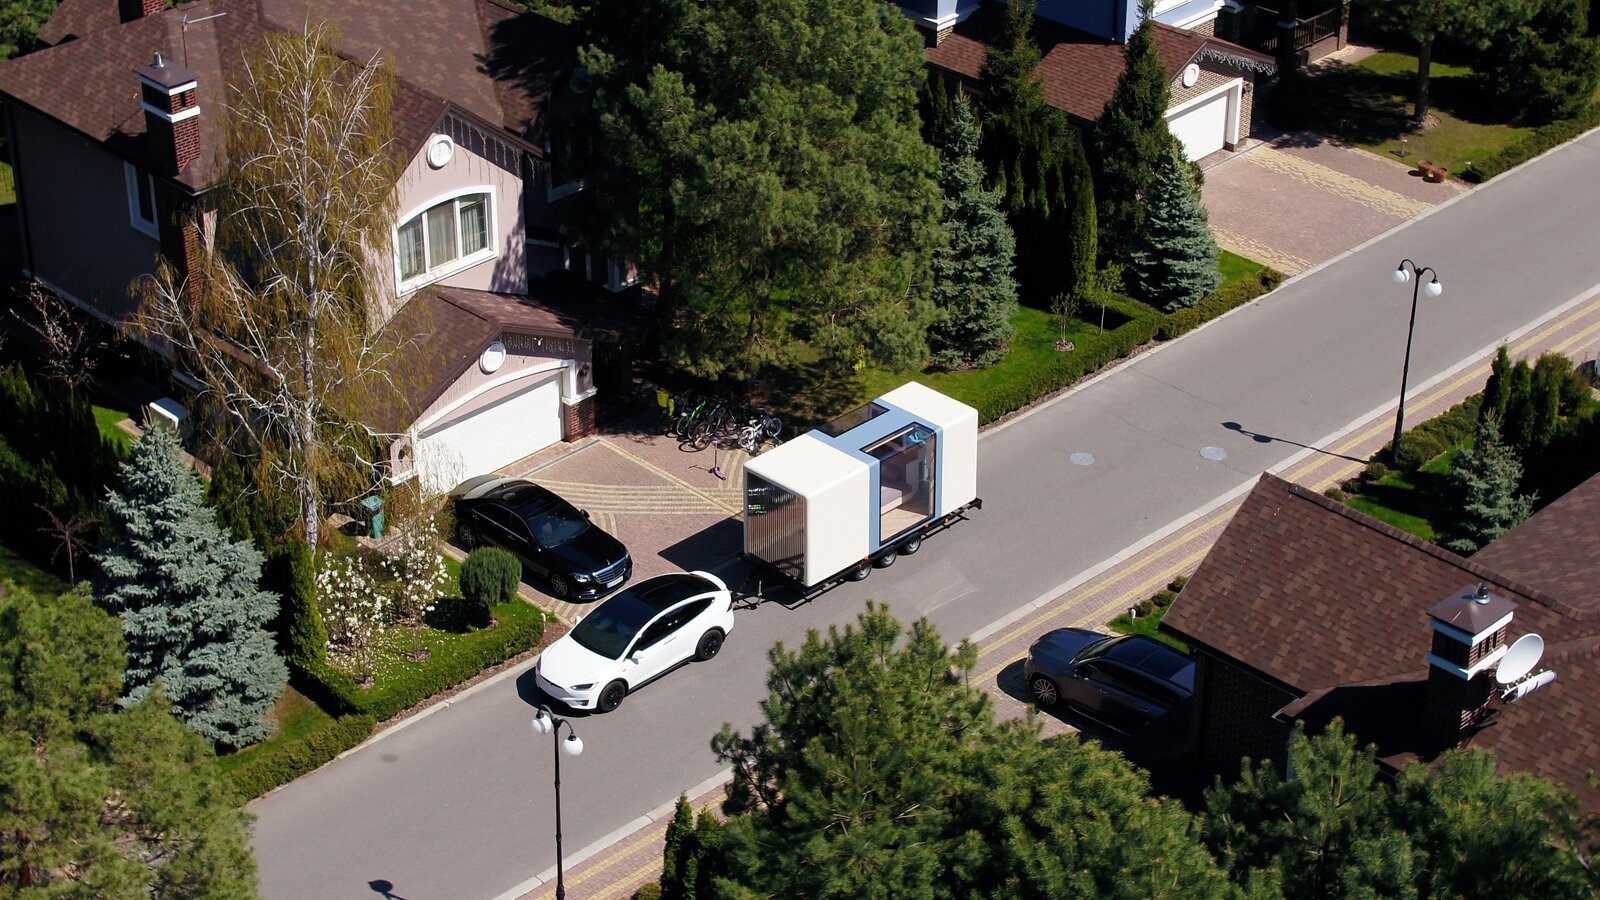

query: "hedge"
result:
(1156, 268), (1285, 341)
(1381, 394), (1483, 472)
(222, 714), (375, 805)
(293, 601), (545, 721)
(1460, 105), (1600, 183)
(974, 296), (1161, 424)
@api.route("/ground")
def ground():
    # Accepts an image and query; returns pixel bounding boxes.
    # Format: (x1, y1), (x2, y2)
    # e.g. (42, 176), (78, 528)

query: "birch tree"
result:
(137, 24), (421, 549)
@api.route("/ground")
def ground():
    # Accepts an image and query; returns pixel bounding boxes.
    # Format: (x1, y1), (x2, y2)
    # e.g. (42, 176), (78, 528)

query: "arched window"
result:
(396, 189), (494, 286)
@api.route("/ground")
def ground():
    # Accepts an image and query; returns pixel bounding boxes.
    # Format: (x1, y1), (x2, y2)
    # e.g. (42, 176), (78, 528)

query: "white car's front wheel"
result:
(597, 680), (628, 713)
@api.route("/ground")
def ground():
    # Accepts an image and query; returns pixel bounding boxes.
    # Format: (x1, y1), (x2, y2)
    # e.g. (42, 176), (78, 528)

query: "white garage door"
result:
(415, 375), (562, 493)
(1167, 88), (1231, 161)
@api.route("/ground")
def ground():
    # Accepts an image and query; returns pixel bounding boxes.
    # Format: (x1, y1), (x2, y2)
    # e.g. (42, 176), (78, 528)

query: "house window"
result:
(124, 163), (158, 238)
(395, 190), (494, 286)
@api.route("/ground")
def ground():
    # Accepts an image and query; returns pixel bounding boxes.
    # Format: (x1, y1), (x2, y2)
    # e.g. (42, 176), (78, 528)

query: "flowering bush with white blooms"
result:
(319, 553), (387, 670)
(377, 515), (448, 625)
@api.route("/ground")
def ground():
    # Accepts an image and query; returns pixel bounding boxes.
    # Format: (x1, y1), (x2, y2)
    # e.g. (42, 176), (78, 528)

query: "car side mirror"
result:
(581, 509), (591, 518)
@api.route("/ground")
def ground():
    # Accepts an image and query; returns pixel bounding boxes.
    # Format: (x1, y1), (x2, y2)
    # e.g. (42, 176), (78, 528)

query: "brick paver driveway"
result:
(1202, 131), (1468, 276)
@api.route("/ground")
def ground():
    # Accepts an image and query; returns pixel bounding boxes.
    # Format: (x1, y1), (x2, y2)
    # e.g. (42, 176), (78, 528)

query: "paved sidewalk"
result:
(517, 290), (1600, 900)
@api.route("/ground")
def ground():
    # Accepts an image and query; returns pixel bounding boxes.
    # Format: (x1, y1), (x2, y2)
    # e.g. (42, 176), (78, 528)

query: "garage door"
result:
(1167, 88), (1230, 161)
(415, 375), (562, 493)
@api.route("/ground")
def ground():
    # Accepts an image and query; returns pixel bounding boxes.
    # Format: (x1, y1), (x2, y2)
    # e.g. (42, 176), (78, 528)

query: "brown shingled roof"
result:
(923, 4), (1270, 121)
(1164, 473), (1600, 812)
(35, 0), (118, 47)
(4, 0), (573, 191)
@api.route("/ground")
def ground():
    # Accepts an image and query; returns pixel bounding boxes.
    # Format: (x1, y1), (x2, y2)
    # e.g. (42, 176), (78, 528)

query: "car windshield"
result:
(566, 576), (709, 659)
(520, 499), (590, 547)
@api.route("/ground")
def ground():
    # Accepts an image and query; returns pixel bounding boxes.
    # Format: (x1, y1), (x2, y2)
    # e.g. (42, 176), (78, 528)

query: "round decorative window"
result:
(426, 134), (455, 169)
(480, 340), (507, 373)
(1181, 63), (1200, 89)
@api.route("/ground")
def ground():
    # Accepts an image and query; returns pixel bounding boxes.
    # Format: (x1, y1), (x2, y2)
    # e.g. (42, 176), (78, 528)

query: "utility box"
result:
(359, 495), (385, 540)
(743, 381), (979, 590)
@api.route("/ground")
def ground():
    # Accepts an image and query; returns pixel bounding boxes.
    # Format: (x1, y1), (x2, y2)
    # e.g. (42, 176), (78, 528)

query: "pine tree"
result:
(1480, 345), (1513, 424)
(1478, 0), (1600, 124)
(708, 603), (1230, 898)
(1500, 359), (1536, 451)
(928, 94), (1019, 370)
(0, 586), (260, 895)
(95, 426), (287, 749)
(1127, 144), (1221, 311)
(660, 794), (694, 899)
(1439, 416), (1535, 554)
(1091, 0), (1174, 262)
(1064, 138), (1098, 304)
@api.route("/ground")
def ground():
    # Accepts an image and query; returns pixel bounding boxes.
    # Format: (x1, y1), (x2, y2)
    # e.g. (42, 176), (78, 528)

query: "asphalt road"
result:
(250, 130), (1600, 900)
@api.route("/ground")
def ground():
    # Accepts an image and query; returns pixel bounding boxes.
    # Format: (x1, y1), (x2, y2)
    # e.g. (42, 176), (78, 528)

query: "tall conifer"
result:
(1127, 145), (1221, 311)
(1091, 1), (1174, 262)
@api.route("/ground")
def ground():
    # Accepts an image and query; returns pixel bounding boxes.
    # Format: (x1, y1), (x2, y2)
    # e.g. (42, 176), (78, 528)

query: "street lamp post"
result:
(531, 706), (584, 900)
(1389, 259), (1444, 465)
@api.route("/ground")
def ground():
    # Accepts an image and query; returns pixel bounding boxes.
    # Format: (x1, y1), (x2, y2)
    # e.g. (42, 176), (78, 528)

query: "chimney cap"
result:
(135, 51), (197, 89)
(1429, 583), (1517, 636)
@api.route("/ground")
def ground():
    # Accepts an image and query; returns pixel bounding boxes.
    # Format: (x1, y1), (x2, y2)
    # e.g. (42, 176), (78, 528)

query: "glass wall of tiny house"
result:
(860, 423), (938, 544)
(876, 382), (978, 517)
(742, 433), (871, 587)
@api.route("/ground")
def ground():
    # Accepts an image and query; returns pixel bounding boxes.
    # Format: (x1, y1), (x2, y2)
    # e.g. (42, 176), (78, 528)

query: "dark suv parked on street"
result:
(1022, 629), (1194, 734)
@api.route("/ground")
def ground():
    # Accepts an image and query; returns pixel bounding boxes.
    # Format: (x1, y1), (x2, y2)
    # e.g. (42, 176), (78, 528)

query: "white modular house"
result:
(743, 382), (980, 589)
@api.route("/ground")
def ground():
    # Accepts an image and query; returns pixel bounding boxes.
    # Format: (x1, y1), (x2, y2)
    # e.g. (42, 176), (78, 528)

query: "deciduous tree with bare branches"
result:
(137, 24), (422, 550)
(15, 283), (106, 393)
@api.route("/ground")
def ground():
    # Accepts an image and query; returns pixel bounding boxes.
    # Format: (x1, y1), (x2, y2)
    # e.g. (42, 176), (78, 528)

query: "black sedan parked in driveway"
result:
(1022, 628), (1194, 734)
(449, 475), (632, 601)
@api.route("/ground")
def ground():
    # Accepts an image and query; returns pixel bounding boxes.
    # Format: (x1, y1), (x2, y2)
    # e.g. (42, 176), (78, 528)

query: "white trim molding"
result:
(1428, 645), (1509, 681)
(123, 162), (160, 239)
(413, 358), (567, 433)
(393, 185), (498, 295)
(139, 102), (201, 124)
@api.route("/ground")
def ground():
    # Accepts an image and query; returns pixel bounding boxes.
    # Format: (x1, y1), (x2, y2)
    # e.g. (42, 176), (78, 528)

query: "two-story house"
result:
(0, 0), (629, 493)
(895, 0), (1276, 160)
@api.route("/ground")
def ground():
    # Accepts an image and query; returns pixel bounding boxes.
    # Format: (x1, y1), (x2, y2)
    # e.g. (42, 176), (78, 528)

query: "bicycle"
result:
(690, 399), (737, 450)
(674, 394), (711, 440)
(736, 409), (783, 454)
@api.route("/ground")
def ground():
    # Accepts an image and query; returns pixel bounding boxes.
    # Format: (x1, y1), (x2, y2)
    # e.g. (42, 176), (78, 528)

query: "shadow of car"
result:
(1022, 629), (1194, 736)
(450, 475), (631, 601)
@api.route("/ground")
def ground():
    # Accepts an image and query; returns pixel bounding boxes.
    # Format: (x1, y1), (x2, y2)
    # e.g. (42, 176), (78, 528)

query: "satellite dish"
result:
(1503, 669), (1557, 703)
(1495, 633), (1544, 684)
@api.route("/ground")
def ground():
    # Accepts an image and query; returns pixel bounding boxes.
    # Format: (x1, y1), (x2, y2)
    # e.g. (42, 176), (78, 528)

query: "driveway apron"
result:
(1202, 132), (1468, 275)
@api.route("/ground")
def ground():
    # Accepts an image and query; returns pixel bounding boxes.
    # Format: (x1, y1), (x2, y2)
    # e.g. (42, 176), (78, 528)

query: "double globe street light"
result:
(531, 705), (584, 900)
(1390, 259), (1444, 465)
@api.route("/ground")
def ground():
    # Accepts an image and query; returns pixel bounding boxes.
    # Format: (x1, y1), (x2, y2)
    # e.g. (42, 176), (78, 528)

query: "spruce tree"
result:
(95, 426), (287, 749)
(1127, 144), (1222, 311)
(1478, 0), (1600, 124)
(1480, 345), (1513, 424)
(928, 93), (1019, 369)
(1091, 0), (1174, 262)
(1439, 416), (1535, 554)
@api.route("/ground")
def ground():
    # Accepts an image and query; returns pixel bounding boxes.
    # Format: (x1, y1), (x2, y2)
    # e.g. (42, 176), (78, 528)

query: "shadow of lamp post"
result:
(531, 706), (584, 900)
(1390, 259), (1444, 465)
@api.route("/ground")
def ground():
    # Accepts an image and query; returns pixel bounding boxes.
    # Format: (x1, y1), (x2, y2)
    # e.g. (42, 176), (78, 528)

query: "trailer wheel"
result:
(899, 536), (922, 555)
(846, 560), (872, 582)
(873, 551), (897, 569)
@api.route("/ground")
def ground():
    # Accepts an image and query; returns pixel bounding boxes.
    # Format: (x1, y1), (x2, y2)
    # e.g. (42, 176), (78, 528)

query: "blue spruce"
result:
(928, 94), (1019, 369)
(95, 426), (286, 749)
(1127, 144), (1221, 311)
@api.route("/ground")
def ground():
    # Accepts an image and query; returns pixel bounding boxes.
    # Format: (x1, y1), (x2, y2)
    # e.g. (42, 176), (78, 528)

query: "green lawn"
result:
(1343, 445), (1465, 542)
(212, 686), (335, 775)
(1217, 249), (1263, 285)
(1303, 51), (1533, 177)
(93, 403), (134, 455)
(0, 543), (69, 596)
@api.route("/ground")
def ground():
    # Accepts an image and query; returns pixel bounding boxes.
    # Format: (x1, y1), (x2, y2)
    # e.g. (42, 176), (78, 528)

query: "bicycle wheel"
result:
(764, 414), (783, 439)
(691, 419), (715, 450)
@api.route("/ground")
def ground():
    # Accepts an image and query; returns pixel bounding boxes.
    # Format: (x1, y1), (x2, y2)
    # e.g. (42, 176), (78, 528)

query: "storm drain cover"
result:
(1069, 452), (1095, 466)
(1200, 446), (1227, 461)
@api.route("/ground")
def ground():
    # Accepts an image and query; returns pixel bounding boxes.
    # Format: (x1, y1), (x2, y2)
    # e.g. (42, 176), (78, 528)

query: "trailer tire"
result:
(898, 536), (922, 555)
(873, 551), (897, 569)
(846, 560), (872, 582)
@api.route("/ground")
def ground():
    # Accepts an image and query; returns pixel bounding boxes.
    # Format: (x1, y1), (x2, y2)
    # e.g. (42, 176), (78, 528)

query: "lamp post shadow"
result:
(1221, 421), (1367, 464)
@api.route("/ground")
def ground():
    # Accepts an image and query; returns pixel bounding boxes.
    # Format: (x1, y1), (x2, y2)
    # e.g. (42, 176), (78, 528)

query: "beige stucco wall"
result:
(386, 117), (527, 308)
(10, 104), (162, 320)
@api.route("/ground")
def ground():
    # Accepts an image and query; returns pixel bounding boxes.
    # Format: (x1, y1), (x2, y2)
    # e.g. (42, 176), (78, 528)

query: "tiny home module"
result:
(743, 382), (980, 590)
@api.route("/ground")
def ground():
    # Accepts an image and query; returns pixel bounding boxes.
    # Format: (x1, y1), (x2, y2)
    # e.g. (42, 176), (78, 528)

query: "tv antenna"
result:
(1493, 633), (1558, 703)
(180, 11), (229, 67)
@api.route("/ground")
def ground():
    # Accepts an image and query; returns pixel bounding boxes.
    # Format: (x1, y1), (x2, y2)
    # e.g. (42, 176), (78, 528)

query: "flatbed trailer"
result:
(740, 382), (981, 601)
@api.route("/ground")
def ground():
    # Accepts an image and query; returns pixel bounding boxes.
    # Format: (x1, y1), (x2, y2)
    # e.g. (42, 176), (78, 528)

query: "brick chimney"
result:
(135, 51), (200, 176)
(1422, 582), (1515, 751)
(119, 0), (165, 24)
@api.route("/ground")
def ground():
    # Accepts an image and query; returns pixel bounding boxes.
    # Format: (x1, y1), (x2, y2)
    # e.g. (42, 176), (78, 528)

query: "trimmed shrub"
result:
(222, 714), (375, 805)
(461, 547), (520, 606)
(265, 539), (325, 665)
(974, 295), (1160, 424)
(1362, 462), (1390, 483)
(1460, 104), (1600, 182)
(293, 603), (544, 722)
(1155, 268), (1285, 341)
(1384, 395), (1483, 472)
(633, 885), (663, 900)
(1324, 487), (1349, 503)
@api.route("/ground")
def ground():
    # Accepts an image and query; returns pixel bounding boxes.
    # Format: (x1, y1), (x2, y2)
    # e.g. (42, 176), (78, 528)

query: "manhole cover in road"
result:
(1069, 452), (1095, 466)
(1200, 446), (1227, 461)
